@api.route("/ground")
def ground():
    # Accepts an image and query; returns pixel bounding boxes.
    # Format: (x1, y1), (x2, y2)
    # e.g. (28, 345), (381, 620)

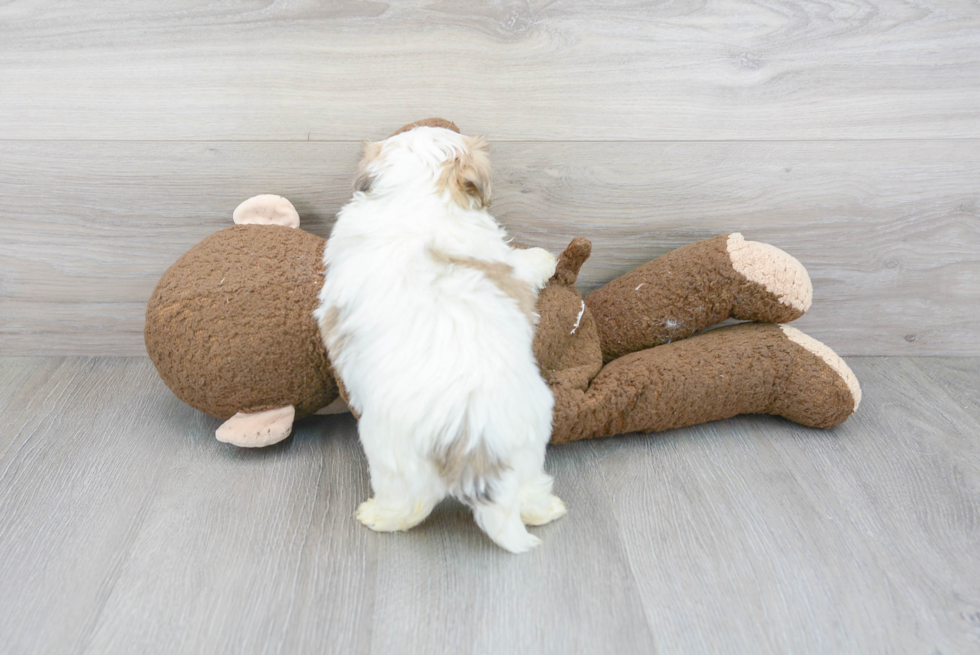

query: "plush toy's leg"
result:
(232, 194), (301, 228)
(215, 406), (295, 448)
(585, 233), (813, 362)
(549, 323), (860, 444)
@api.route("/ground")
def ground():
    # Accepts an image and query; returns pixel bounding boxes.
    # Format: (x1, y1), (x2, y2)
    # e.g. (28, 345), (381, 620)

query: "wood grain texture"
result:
(1, 0), (978, 141)
(589, 356), (980, 654)
(2, 140), (977, 356)
(0, 356), (978, 654)
(909, 356), (980, 421)
(0, 358), (204, 654)
(81, 414), (377, 654)
(365, 444), (657, 655)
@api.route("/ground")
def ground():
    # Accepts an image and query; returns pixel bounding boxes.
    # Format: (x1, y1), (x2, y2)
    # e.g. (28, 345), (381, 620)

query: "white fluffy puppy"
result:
(315, 125), (566, 553)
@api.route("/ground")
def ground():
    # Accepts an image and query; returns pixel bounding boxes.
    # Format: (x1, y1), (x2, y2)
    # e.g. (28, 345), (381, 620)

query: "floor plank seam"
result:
(584, 439), (661, 654)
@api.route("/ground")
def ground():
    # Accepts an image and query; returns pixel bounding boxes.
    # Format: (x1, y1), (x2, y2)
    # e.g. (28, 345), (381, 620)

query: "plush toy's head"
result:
(145, 225), (338, 420)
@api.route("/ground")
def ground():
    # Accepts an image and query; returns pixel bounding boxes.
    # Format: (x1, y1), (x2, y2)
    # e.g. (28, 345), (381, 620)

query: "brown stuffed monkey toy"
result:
(145, 120), (860, 448)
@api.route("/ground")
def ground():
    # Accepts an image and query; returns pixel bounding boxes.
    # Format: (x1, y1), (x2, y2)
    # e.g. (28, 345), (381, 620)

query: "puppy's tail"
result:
(434, 439), (540, 554)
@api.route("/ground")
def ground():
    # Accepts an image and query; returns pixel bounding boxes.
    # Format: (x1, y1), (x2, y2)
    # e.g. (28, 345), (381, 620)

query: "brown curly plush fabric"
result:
(145, 225), (338, 420)
(547, 322), (856, 444)
(145, 223), (858, 443)
(532, 238), (856, 444)
(585, 234), (806, 362)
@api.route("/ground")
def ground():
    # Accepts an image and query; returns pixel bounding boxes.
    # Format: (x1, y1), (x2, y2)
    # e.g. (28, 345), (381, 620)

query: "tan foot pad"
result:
(728, 233), (813, 313)
(216, 405), (296, 448)
(232, 194), (300, 228)
(780, 325), (862, 412)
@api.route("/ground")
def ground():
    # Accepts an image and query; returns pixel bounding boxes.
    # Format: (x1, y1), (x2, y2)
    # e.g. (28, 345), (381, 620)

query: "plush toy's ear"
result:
(354, 141), (384, 193)
(233, 194), (300, 228)
(439, 135), (492, 210)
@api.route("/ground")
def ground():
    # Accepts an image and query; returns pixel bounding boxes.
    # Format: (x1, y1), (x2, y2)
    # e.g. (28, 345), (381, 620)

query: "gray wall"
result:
(2, 1), (978, 356)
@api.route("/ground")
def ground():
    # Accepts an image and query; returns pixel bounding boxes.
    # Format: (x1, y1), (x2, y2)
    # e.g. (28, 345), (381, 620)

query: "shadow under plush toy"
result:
(145, 123), (860, 448)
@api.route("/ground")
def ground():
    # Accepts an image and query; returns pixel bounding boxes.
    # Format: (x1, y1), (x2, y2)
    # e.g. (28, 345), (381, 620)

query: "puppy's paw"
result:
(494, 529), (542, 554)
(356, 498), (429, 532)
(520, 493), (567, 526)
(356, 498), (404, 532)
(522, 247), (558, 287)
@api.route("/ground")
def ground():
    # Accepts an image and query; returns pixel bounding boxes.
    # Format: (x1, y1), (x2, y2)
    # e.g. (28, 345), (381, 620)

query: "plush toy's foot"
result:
(232, 194), (301, 228)
(585, 233), (813, 362)
(727, 233), (812, 318)
(775, 325), (862, 422)
(550, 323), (860, 443)
(215, 406), (295, 447)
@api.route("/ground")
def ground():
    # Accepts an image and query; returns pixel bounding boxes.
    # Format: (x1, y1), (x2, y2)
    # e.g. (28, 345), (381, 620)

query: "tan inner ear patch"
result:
(728, 233), (813, 312)
(232, 194), (300, 229)
(427, 247), (536, 323)
(215, 405), (295, 448)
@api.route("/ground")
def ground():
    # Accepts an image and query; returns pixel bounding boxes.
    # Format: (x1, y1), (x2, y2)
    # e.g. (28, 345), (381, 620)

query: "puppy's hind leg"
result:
(513, 444), (567, 527)
(356, 419), (446, 532)
(357, 457), (446, 533)
(467, 470), (542, 554)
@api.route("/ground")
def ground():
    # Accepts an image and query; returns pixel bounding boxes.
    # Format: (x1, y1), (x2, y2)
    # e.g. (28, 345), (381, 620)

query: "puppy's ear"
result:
(440, 135), (492, 209)
(353, 141), (383, 193)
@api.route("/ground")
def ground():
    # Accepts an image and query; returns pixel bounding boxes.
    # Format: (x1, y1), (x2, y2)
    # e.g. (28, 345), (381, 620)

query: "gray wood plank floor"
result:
(1, 356), (978, 654)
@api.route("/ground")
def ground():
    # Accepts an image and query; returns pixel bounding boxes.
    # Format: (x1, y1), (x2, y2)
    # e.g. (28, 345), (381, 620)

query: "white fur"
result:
(315, 127), (565, 553)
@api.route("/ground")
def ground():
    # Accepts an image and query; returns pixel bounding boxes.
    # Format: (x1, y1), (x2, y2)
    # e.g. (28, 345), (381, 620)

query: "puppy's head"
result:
(354, 121), (492, 210)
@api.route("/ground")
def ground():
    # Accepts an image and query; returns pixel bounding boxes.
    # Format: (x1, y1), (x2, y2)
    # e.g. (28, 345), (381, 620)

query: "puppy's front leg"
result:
(511, 247), (557, 290)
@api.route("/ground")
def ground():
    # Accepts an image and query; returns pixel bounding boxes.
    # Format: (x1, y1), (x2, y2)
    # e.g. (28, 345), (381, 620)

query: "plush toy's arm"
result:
(549, 322), (860, 444)
(584, 234), (813, 362)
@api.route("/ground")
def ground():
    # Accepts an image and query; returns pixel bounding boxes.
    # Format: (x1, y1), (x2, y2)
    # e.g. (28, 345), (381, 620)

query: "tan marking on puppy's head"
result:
(389, 117), (460, 138)
(353, 140), (384, 193)
(437, 135), (492, 210)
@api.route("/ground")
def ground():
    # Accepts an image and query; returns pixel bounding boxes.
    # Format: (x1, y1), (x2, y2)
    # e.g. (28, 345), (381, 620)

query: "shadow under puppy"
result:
(316, 120), (566, 553)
